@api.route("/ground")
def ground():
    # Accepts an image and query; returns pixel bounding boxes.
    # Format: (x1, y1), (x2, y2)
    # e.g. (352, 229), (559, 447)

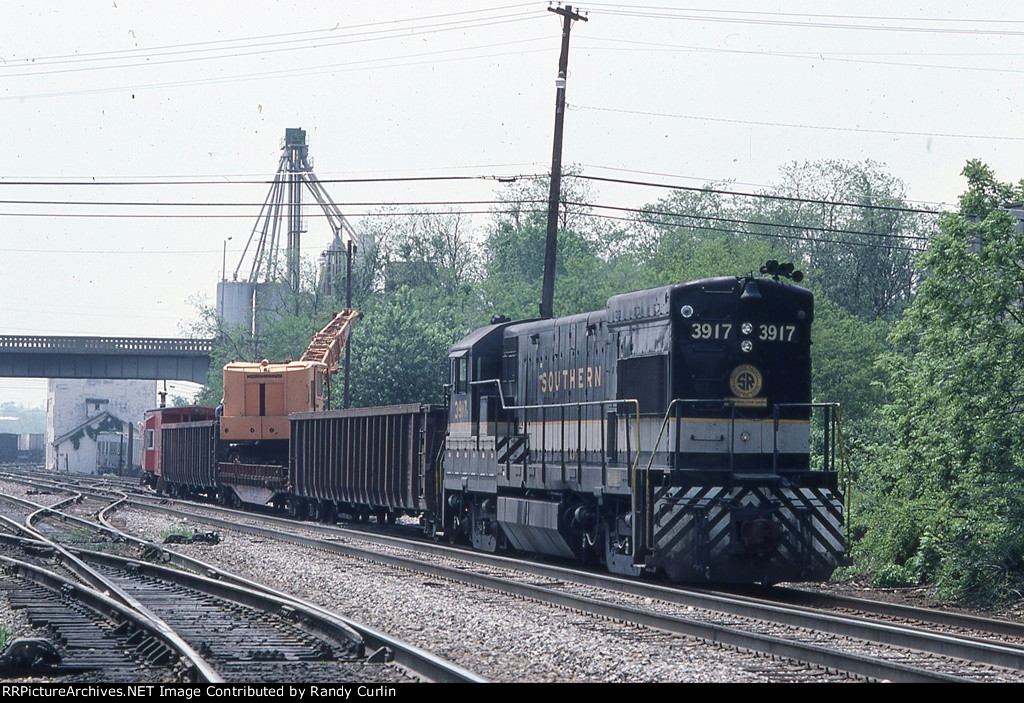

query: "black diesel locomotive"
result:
(152, 272), (848, 584)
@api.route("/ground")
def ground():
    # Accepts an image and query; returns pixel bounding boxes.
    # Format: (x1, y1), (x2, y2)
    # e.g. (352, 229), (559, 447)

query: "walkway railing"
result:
(0, 336), (213, 354)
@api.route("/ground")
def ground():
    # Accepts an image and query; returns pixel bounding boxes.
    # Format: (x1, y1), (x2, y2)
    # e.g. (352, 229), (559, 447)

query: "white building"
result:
(46, 379), (155, 475)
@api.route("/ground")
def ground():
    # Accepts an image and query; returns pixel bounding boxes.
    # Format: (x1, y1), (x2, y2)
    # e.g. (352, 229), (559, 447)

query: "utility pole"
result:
(540, 4), (587, 320)
(344, 239), (353, 409)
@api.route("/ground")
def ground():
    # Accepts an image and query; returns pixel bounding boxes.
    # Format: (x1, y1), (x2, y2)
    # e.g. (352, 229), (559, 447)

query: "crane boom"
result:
(301, 308), (362, 374)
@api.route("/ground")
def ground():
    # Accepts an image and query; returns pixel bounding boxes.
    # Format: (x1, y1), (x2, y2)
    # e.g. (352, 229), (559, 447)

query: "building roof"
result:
(53, 411), (126, 446)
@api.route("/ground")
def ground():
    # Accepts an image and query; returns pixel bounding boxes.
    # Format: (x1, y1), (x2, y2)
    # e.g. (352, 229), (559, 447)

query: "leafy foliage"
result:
(853, 161), (1024, 604)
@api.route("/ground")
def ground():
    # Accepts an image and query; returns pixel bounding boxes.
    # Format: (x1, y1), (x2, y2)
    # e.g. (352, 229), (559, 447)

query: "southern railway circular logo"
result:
(729, 364), (763, 398)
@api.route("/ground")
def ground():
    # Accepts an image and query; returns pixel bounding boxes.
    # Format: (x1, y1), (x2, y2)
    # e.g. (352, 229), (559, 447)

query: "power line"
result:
(0, 198), (546, 208)
(578, 35), (1024, 75)
(0, 40), (553, 102)
(0, 196), (927, 243)
(578, 163), (950, 208)
(0, 162), (543, 184)
(0, 174), (544, 187)
(571, 103), (1024, 142)
(581, 210), (924, 252)
(0, 172), (945, 216)
(4, 4), (539, 68)
(1, 10), (543, 78)
(583, 34), (1024, 57)
(583, 5), (1024, 36)
(570, 174), (943, 215)
(570, 201), (932, 243)
(0, 208), (540, 220)
(0, 198), (933, 253)
(582, 4), (1024, 26)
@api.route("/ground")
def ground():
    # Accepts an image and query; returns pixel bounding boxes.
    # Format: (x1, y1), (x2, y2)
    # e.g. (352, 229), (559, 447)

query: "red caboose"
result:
(141, 405), (216, 489)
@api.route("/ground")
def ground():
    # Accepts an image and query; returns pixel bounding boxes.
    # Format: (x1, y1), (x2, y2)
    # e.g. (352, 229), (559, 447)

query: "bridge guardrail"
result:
(0, 336), (213, 355)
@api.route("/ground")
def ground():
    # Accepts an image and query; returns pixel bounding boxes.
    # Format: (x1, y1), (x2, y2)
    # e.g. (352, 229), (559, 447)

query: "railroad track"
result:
(95, 489), (1024, 683)
(0, 486), (483, 683)
(0, 556), (191, 682)
(13, 470), (1024, 682)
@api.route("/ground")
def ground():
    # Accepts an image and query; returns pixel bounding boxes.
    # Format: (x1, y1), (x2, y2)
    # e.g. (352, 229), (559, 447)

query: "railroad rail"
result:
(9, 471), (1024, 682)
(0, 486), (484, 683)
(113, 491), (1022, 683)
(0, 554), (199, 681)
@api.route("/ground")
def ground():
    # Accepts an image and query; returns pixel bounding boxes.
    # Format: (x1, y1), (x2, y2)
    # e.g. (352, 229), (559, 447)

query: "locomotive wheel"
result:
(230, 491), (242, 509)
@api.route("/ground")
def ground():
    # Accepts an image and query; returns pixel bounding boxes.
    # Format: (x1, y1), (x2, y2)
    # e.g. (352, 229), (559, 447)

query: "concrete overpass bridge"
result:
(0, 336), (213, 384)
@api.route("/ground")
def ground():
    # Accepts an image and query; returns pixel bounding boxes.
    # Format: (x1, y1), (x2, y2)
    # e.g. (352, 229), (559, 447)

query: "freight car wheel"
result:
(284, 497), (307, 521)
(318, 500), (337, 524)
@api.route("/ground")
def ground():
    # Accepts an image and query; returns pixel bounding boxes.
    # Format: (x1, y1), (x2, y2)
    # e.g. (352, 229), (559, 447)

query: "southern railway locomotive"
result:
(144, 272), (848, 584)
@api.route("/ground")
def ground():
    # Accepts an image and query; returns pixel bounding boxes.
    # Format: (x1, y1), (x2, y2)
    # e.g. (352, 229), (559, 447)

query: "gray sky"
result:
(1, 1), (1021, 406)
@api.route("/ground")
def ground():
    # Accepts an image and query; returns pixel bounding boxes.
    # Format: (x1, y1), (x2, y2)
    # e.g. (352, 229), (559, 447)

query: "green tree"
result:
(855, 162), (1024, 603)
(345, 286), (473, 407)
(480, 172), (630, 320)
(759, 160), (933, 322)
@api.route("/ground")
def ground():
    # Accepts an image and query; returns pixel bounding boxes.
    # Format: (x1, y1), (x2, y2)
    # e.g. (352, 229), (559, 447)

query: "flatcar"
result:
(146, 271), (848, 584)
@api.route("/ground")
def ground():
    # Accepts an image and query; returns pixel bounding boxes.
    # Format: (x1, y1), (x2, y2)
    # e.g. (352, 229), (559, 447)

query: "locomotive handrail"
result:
(471, 378), (644, 566)
(771, 402), (842, 474)
(645, 398), (746, 473)
(469, 378), (643, 471)
(833, 405), (852, 548)
(639, 399), (845, 564)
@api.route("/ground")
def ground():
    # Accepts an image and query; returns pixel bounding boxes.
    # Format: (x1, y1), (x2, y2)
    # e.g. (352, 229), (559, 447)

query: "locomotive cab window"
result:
(451, 352), (469, 394)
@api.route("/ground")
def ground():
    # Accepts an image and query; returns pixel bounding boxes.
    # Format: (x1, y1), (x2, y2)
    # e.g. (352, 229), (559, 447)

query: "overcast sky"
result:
(1, 1), (1020, 406)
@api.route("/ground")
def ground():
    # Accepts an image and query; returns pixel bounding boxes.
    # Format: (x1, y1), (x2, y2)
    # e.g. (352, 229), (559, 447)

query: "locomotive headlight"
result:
(680, 305), (694, 318)
(741, 322), (753, 335)
(741, 340), (753, 353)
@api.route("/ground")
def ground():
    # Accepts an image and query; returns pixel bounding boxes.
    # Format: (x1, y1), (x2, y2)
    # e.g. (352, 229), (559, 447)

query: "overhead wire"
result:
(0, 170), (947, 216)
(579, 4), (1024, 26)
(0, 195), (931, 243)
(577, 163), (950, 209)
(582, 5), (1024, 37)
(0, 39), (554, 102)
(577, 35), (1024, 76)
(569, 103), (1024, 142)
(0, 194), (934, 254)
(569, 201), (931, 242)
(569, 174), (943, 215)
(579, 210), (924, 252)
(0, 7), (543, 77)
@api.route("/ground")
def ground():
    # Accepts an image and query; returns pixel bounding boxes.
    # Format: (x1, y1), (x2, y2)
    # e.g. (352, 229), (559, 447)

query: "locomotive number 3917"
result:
(690, 323), (732, 340)
(690, 323), (797, 341)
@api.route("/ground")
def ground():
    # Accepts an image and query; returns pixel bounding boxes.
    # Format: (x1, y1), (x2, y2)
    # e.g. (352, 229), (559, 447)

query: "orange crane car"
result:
(219, 308), (361, 443)
(215, 309), (360, 506)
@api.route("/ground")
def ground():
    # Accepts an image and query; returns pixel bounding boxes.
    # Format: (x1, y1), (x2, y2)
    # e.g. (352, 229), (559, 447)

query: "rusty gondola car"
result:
(288, 404), (447, 523)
